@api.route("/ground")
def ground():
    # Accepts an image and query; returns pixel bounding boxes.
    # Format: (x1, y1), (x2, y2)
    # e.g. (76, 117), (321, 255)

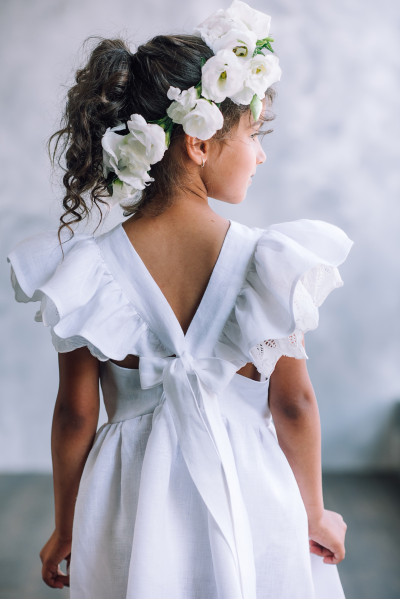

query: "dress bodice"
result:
(7, 217), (352, 377)
(100, 359), (271, 427)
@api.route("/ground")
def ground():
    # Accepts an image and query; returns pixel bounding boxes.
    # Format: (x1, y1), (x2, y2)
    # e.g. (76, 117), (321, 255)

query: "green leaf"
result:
(250, 94), (262, 122)
(254, 36), (275, 55)
(256, 36), (274, 46)
(106, 174), (120, 196)
(150, 115), (168, 127)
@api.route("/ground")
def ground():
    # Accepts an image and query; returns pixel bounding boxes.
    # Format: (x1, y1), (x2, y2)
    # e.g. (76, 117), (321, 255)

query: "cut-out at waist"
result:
(109, 356), (262, 382)
(101, 360), (270, 425)
(110, 355), (140, 369)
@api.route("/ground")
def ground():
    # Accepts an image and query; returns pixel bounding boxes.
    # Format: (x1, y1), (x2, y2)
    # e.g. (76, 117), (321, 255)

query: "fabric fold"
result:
(216, 219), (353, 378)
(7, 230), (166, 361)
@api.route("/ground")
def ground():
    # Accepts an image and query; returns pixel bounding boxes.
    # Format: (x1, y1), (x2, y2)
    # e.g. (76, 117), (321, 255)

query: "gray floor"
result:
(0, 473), (399, 599)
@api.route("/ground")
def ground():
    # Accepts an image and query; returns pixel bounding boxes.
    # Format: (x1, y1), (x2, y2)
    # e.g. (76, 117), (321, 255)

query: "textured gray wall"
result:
(1, 0), (399, 471)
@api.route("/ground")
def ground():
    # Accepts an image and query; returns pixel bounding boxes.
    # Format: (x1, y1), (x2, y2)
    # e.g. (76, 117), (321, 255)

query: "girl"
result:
(8, 1), (351, 598)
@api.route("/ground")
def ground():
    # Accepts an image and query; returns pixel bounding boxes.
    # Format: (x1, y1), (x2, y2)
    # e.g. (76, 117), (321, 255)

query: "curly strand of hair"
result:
(49, 37), (134, 246)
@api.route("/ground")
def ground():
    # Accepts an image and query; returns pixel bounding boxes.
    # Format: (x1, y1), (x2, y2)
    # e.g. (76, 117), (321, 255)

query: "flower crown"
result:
(101, 0), (281, 205)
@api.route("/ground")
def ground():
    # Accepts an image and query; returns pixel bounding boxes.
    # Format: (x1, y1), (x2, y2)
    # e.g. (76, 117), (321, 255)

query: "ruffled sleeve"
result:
(7, 230), (166, 361)
(216, 219), (353, 379)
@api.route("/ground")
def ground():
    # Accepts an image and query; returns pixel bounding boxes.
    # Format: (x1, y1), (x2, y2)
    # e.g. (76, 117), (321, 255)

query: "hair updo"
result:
(51, 35), (275, 238)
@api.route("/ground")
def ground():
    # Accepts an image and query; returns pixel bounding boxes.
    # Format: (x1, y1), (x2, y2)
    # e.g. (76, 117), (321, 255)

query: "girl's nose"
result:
(257, 144), (266, 165)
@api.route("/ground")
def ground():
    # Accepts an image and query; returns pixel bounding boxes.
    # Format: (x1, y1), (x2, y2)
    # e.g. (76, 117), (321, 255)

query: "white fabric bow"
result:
(138, 352), (257, 598)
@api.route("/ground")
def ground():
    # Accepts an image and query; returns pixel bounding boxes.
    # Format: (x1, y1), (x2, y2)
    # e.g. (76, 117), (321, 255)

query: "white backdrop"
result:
(1, 0), (399, 471)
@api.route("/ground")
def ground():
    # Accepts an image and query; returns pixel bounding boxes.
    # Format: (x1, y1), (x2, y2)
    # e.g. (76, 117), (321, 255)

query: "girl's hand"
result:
(308, 509), (347, 565)
(39, 530), (71, 588)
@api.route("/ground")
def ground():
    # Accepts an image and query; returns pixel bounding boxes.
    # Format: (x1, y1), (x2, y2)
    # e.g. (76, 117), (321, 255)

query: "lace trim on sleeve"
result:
(249, 330), (307, 380)
(249, 263), (343, 379)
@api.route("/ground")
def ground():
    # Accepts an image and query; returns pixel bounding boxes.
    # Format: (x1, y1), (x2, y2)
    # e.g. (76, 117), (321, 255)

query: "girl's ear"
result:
(184, 135), (210, 167)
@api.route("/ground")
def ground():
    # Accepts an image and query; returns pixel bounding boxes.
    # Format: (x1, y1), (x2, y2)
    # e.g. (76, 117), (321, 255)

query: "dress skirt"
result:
(69, 361), (344, 599)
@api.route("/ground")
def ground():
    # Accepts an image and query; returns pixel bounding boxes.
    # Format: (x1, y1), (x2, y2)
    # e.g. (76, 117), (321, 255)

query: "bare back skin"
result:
(111, 210), (261, 381)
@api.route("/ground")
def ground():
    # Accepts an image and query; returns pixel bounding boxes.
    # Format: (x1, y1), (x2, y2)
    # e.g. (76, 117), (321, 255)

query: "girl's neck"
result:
(129, 188), (218, 225)
(125, 193), (229, 238)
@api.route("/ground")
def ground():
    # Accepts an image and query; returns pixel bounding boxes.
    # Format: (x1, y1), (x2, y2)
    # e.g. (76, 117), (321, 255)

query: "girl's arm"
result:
(40, 347), (100, 588)
(268, 340), (347, 564)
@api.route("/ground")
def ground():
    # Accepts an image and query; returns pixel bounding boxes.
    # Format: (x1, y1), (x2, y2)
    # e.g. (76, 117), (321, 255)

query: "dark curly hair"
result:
(50, 35), (275, 241)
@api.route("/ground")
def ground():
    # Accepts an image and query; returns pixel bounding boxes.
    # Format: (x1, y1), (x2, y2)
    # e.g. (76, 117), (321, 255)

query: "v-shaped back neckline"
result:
(118, 220), (233, 342)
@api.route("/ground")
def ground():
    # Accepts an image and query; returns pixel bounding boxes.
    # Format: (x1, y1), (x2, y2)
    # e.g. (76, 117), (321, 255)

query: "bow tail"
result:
(198, 378), (257, 598)
(163, 361), (257, 599)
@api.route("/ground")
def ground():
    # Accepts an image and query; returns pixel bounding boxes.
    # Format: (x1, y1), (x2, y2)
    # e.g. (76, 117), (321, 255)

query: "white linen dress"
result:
(8, 217), (353, 599)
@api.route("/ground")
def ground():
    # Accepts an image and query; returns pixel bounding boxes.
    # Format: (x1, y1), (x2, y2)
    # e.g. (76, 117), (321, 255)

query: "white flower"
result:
(126, 114), (167, 165)
(102, 123), (126, 178)
(167, 86), (184, 102)
(201, 49), (245, 103)
(106, 180), (140, 207)
(101, 114), (167, 195)
(195, 0), (271, 54)
(102, 128), (150, 190)
(229, 84), (254, 105)
(181, 99), (224, 140)
(212, 28), (257, 58)
(106, 135), (152, 190)
(230, 54), (281, 104)
(245, 54), (281, 97)
(194, 9), (240, 52)
(166, 86), (199, 124)
(226, 0), (271, 41)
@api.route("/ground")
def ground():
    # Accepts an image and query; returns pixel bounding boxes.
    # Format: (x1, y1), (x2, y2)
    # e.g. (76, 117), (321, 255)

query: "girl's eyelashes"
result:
(250, 129), (268, 140)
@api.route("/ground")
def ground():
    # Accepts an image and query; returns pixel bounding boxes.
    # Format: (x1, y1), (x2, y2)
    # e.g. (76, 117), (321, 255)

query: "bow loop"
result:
(139, 355), (171, 389)
(139, 352), (237, 394)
